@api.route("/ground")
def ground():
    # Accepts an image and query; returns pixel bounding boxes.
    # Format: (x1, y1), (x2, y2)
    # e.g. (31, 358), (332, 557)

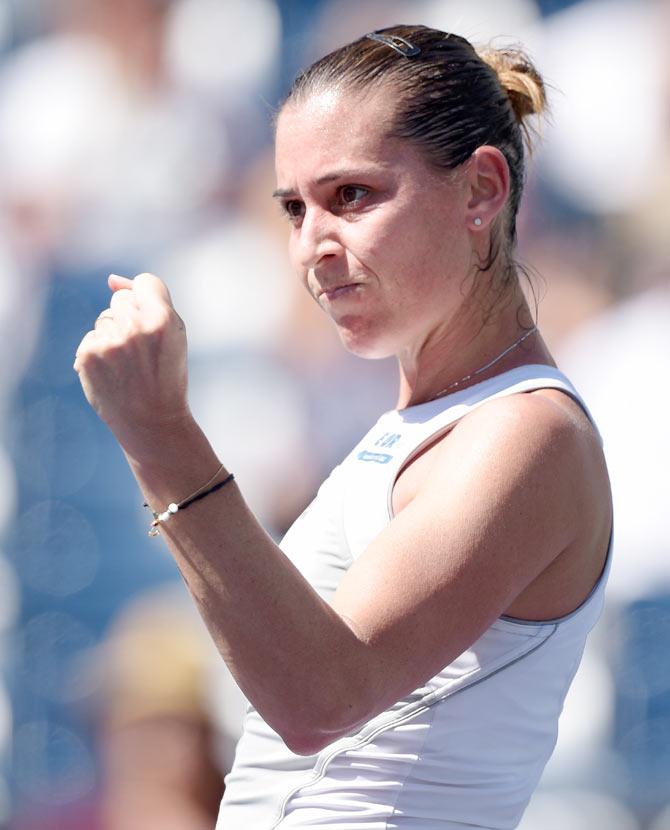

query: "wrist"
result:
(147, 469), (235, 536)
(114, 407), (196, 459)
(119, 414), (223, 502)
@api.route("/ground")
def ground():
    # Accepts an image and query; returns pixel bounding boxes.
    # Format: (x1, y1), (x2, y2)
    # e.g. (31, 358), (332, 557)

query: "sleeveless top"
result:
(216, 365), (612, 830)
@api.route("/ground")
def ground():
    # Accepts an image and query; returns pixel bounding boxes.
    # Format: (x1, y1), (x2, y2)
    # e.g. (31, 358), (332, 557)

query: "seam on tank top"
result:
(271, 624), (558, 829)
(383, 702), (438, 830)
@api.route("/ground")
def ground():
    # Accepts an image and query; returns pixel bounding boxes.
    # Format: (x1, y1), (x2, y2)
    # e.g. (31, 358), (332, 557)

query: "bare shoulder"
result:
(456, 385), (595, 443)
(431, 386), (610, 533)
(427, 387), (612, 620)
(425, 387), (595, 483)
(408, 386), (611, 562)
(394, 386), (608, 530)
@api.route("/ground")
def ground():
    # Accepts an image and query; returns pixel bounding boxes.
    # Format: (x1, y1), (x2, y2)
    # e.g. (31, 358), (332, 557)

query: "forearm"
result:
(123, 416), (371, 753)
(74, 273), (376, 752)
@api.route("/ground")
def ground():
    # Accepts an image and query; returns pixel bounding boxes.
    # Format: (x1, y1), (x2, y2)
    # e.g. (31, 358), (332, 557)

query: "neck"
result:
(395, 288), (553, 409)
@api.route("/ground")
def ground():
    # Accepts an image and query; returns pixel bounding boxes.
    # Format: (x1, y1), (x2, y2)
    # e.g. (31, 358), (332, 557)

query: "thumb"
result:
(130, 272), (174, 308)
(108, 273), (134, 292)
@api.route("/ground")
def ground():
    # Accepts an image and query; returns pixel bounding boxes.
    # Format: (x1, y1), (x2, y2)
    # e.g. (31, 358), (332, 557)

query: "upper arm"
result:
(330, 392), (590, 716)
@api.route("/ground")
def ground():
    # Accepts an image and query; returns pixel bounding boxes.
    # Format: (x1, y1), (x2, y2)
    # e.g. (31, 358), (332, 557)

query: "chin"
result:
(336, 320), (397, 360)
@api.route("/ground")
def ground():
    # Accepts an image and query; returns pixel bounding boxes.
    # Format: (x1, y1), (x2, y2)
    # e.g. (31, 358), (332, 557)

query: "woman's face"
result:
(274, 87), (474, 359)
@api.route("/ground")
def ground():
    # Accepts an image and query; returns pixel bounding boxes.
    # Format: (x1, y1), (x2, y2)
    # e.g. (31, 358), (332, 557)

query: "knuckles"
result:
(75, 307), (183, 367)
(145, 307), (173, 333)
(75, 338), (122, 369)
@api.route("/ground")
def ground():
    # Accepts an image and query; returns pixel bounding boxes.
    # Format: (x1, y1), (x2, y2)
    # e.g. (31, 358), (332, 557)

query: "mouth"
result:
(318, 282), (362, 302)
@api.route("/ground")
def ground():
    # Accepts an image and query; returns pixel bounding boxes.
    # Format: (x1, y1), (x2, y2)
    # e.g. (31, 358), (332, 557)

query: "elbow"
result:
(269, 654), (380, 756)
(282, 717), (357, 756)
(277, 699), (370, 756)
(282, 730), (334, 756)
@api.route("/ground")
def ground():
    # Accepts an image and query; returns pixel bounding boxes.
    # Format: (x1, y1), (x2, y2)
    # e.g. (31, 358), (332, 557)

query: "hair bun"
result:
(477, 45), (548, 124)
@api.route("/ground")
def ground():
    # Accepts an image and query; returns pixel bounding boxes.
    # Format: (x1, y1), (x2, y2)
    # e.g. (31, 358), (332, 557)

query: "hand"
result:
(74, 273), (191, 453)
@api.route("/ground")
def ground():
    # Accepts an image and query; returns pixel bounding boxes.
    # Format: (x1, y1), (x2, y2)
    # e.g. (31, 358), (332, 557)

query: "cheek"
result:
(287, 232), (300, 271)
(342, 217), (402, 277)
(358, 205), (435, 272)
(287, 235), (309, 286)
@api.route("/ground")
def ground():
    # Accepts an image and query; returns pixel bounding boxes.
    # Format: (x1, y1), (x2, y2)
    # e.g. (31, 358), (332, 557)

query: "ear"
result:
(464, 146), (510, 231)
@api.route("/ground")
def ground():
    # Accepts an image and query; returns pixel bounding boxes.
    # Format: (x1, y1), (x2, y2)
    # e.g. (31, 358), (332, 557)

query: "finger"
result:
(94, 310), (116, 329)
(107, 293), (142, 336)
(131, 272), (173, 309)
(109, 288), (139, 314)
(108, 273), (135, 292)
(77, 329), (99, 354)
(73, 330), (100, 371)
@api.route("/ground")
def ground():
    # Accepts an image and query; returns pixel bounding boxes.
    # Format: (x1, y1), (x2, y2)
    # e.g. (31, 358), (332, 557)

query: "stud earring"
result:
(473, 217), (482, 227)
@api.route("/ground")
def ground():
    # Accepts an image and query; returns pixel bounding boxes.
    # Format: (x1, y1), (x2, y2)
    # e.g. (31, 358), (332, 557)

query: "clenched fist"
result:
(74, 273), (191, 453)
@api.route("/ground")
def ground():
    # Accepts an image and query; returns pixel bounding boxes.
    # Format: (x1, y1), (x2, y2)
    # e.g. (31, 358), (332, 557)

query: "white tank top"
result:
(217, 365), (611, 830)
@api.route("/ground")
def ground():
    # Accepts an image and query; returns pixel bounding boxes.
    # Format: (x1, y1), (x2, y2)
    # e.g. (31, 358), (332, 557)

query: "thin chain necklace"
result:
(428, 326), (538, 402)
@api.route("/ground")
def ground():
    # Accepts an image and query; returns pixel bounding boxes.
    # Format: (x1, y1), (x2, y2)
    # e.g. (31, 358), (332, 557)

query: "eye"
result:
(338, 185), (368, 207)
(283, 199), (304, 221)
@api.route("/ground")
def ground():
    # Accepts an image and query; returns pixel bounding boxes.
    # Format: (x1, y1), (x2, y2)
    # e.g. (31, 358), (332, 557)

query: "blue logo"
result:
(357, 450), (393, 464)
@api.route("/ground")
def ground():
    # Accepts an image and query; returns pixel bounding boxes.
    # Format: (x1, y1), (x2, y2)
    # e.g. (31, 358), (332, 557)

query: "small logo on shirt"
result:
(374, 432), (402, 449)
(357, 451), (393, 464)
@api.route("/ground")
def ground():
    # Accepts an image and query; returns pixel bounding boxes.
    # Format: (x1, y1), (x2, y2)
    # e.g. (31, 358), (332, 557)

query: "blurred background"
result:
(0, 0), (668, 827)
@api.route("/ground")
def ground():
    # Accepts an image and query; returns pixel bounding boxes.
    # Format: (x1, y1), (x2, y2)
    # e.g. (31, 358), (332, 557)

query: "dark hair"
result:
(282, 24), (547, 297)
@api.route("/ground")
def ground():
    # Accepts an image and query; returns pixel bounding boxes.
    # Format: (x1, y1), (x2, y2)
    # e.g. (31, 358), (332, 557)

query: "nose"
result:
(293, 206), (344, 272)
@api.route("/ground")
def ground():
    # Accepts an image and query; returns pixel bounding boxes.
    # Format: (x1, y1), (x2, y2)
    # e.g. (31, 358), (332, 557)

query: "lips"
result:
(318, 282), (362, 302)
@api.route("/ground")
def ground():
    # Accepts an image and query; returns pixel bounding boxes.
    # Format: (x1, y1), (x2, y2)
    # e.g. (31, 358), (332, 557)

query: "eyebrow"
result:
(272, 169), (379, 199)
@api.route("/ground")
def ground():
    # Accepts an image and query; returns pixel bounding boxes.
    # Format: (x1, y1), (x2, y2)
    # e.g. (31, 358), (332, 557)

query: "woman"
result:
(75, 25), (612, 830)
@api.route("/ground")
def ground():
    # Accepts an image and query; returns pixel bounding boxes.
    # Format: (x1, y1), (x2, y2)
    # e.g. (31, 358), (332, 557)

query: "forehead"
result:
(275, 87), (407, 184)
